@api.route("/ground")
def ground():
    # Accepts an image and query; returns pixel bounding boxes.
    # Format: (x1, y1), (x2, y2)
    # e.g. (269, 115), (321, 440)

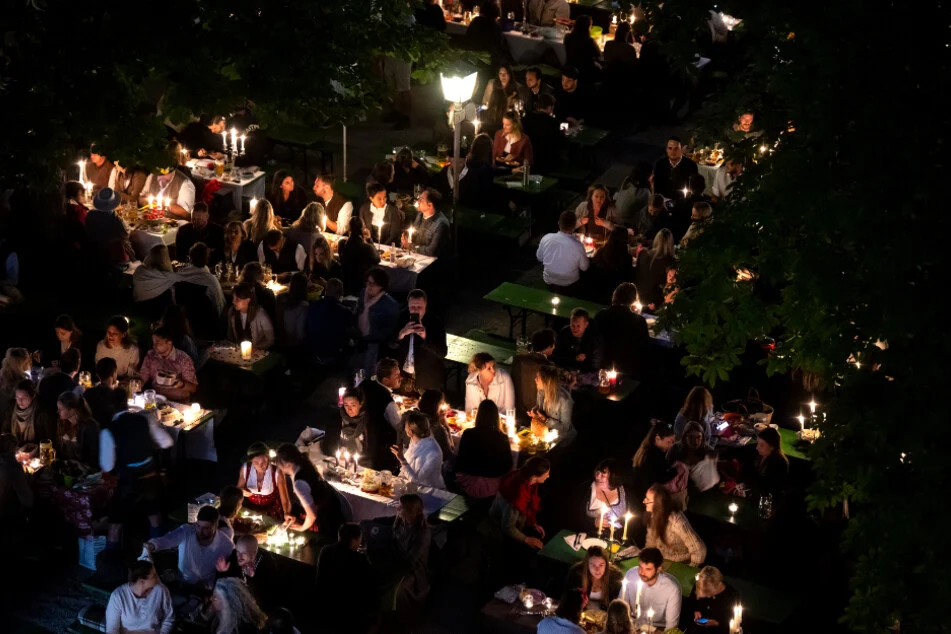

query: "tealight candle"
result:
(240, 340), (252, 360)
(338, 387), (346, 406)
(607, 369), (617, 389)
(728, 502), (738, 514)
(268, 449), (277, 459)
(190, 402), (200, 416)
(551, 297), (560, 307)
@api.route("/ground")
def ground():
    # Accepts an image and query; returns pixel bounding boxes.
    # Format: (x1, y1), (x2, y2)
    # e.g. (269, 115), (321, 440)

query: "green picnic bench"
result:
(483, 282), (606, 340)
(453, 207), (535, 246)
(445, 332), (516, 393)
(493, 174), (559, 196)
(540, 529), (800, 625)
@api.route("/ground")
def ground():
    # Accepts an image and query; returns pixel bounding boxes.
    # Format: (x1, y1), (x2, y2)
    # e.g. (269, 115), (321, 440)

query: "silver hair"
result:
(213, 577), (266, 634)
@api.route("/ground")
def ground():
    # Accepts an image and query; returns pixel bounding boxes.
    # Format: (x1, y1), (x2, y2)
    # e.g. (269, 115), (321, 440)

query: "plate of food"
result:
(157, 403), (183, 427)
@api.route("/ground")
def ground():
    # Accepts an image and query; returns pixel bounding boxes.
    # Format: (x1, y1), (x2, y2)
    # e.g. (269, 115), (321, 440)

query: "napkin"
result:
(565, 532), (586, 551)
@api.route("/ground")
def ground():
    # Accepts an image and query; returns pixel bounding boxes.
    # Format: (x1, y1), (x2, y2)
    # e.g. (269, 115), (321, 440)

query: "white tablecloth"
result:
(187, 160), (267, 212)
(131, 401), (218, 462)
(697, 162), (719, 195)
(322, 232), (436, 293)
(130, 221), (184, 260)
(444, 21), (567, 65)
(331, 481), (456, 522)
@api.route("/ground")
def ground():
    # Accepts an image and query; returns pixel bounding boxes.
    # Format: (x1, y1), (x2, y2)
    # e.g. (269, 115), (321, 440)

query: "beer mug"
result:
(144, 389), (156, 410)
(40, 440), (56, 465)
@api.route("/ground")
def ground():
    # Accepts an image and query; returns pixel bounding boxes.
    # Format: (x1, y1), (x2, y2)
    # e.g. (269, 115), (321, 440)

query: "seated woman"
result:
(464, 352), (516, 413)
(668, 421), (719, 493)
(489, 456), (550, 550)
(354, 267), (399, 376)
(643, 483), (706, 566)
(63, 181), (88, 250)
(592, 227), (635, 296)
(217, 485), (244, 541)
(227, 283), (276, 351)
(529, 364), (577, 447)
(244, 198), (281, 245)
(613, 162), (652, 230)
(455, 400), (513, 499)
(359, 182), (404, 247)
(687, 565), (740, 633)
(237, 261), (277, 324)
(267, 170), (310, 223)
(390, 493), (433, 612)
(339, 387), (368, 454)
(55, 391), (99, 467)
(673, 386), (715, 442)
(284, 201), (324, 258)
(576, 183), (622, 242)
(0, 347), (31, 422)
(95, 315), (141, 380)
(220, 221), (257, 271)
(210, 577), (267, 634)
(564, 15), (602, 80)
(599, 599), (635, 634)
(275, 443), (350, 538)
(492, 111), (534, 169)
(2, 379), (55, 446)
(391, 410), (446, 489)
(308, 234), (343, 283)
(392, 147), (432, 195)
(457, 134), (497, 209)
(133, 244), (176, 309)
(632, 422), (679, 502)
(537, 588), (587, 634)
(237, 442), (292, 520)
(38, 313), (82, 368)
(417, 389), (454, 463)
(567, 545), (624, 610)
(339, 217), (381, 296)
(105, 560), (175, 634)
(138, 326), (198, 402)
(587, 459), (627, 530)
(752, 427), (790, 497)
(482, 63), (529, 114)
(634, 228), (677, 313)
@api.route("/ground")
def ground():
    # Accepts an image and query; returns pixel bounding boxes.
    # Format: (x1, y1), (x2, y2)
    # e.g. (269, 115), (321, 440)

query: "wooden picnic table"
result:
(686, 486), (768, 533)
(206, 344), (285, 376)
(564, 125), (610, 148)
(539, 529), (800, 625)
(493, 175), (559, 196)
(447, 333), (516, 366)
(483, 282), (606, 339)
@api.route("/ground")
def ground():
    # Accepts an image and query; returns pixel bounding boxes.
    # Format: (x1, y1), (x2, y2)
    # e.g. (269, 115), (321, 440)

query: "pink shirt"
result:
(139, 347), (197, 401)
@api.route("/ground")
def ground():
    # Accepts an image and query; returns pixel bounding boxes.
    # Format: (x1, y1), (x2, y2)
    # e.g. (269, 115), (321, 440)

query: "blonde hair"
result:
(468, 352), (495, 375)
(293, 201), (324, 232)
(680, 386), (713, 423)
(1, 348), (31, 392)
(213, 578), (267, 634)
(144, 244), (173, 272)
(537, 364), (562, 410)
(696, 565), (725, 598)
(604, 599), (635, 634)
(246, 199), (278, 244)
(503, 110), (523, 140)
(650, 228), (675, 260)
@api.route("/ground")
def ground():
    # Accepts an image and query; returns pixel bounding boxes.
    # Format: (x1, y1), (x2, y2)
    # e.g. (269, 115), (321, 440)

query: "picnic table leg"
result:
(519, 309), (528, 338)
(504, 307), (517, 340)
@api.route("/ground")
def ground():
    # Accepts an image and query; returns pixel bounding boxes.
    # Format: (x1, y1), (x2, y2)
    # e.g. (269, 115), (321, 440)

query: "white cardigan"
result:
(402, 435), (446, 489)
(464, 368), (516, 413)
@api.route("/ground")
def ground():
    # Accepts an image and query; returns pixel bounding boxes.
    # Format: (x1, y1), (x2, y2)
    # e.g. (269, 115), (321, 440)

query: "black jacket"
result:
(633, 445), (677, 499)
(454, 426), (512, 478)
(653, 156), (699, 200)
(268, 188), (311, 222)
(359, 203), (404, 247)
(553, 325), (601, 373)
(594, 305), (650, 380)
(394, 312), (447, 392)
(634, 252), (676, 310)
(360, 379), (399, 471)
(339, 236), (381, 295)
(522, 112), (563, 174)
(175, 222), (224, 263)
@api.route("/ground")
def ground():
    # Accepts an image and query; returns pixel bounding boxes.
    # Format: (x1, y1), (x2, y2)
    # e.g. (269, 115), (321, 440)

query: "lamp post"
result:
(441, 72), (478, 253)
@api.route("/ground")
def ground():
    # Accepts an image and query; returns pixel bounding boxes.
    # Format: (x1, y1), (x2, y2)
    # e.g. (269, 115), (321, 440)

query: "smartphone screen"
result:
(696, 618), (709, 624)
(410, 312), (420, 324)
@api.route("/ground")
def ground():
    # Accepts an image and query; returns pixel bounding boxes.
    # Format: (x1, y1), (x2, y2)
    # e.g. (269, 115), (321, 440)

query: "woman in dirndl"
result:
(236, 442), (292, 520)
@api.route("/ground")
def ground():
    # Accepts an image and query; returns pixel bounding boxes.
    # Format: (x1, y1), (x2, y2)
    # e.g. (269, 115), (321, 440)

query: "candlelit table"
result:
(697, 162), (720, 195)
(686, 487), (768, 533)
(186, 159), (266, 212)
(330, 481), (458, 523)
(321, 232), (436, 293)
(206, 343), (285, 376)
(483, 282), (606, 339)
(444, 20), (568, 65)
(129, 220), (185, 260)
(564, 125), (610, 148)
(160, 400), (217, 462)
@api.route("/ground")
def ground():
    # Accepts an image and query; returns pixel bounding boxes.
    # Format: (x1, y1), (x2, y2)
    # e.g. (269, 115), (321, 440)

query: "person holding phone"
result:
(686, 565), (739, 632)
(394, 289), (447, 392)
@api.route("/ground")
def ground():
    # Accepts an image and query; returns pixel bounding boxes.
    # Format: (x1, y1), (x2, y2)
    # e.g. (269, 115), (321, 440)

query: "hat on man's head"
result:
(562, 65), (580, 80)
(93, 188), (120, 212)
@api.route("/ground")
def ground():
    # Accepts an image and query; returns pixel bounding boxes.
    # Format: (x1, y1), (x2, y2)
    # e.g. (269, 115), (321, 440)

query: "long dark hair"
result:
(269, 169), (293, 202)
(595, 226), (633, 271)
(276, 443), (323, 484)
(474, 399), (501, 431)
(568, 15), (594, 43)
(467, 134), (494, 168)
(633, 422), (675, 467)
(647, 483), (676, 544)
(577, 546), (619, 593)
(417, 389), (444, 421)
(614, 21), (634, 45)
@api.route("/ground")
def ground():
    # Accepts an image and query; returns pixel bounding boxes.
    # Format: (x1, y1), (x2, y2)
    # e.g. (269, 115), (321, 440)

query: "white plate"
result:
(581, 537), (608, 550)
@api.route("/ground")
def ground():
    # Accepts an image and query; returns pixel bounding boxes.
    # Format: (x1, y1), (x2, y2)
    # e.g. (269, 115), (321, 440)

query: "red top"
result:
(492, 130), (535, 167)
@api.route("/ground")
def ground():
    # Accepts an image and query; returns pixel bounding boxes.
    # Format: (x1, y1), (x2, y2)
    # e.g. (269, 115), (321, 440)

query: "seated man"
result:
(554, 66), (588, 125)
(37, 347), (81, 412)
(554, 308), (601, 373)
(85, 188), (131, 265)
(85, 145), (116, 194)
(621, 547), (682, 632)
(402, 189), (449, 258)
(315, 523), (375, 632)
(84, 357), (125, 426)
(313, 173), (353, 235)
(394, 289), (447, 392)
(219, 534), (278, 610)
(146, 505), (234, 591)
(511, 329), (555, 414)
(711, 156), (744, 202)
(528, 0), (569, 26)
(177, 115), (226, 158)
(536, 210), (589, 294)
(523, 67), (554, 114)
(653, 136), (699, 201)
(175, 203), (224, 262)
(522, 94), (562, 175)
(106, 559), (175, 634)
(305, 278), (354, 365)
(138, 143), (196, 220)
(138, 326), (198, 402)
(636, 194), (673, 244)
(257, 229), (306, 278)
(594, 283), (649, 380)
(178, 242), (226, 315)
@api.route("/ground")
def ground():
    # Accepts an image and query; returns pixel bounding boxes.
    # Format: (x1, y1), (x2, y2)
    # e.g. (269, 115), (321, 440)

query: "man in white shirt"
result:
(536, 210), (590, 293)
(711, 158), (744, 202)
(313, 174), (353, 235)
(146, 505), (234, 589)
(528, 0), (570, 26)
(106, 559), (175, 634)
(621, 548), (683, 632)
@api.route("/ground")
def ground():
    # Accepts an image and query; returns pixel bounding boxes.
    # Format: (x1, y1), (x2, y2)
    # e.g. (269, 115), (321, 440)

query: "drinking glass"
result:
(436, 144), (449, 162)
(413, 184), (423, 198)
(144, 389), (156, 410)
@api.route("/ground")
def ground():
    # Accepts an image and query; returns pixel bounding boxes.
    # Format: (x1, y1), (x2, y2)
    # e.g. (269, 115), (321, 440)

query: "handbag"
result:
(722, 388), (774, 425)
(689, 455), (720, 492)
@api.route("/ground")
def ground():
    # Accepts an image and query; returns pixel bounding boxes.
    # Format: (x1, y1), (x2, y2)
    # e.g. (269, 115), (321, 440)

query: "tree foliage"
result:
(0, 0), (451, 191)
(646, 0), (951, 630)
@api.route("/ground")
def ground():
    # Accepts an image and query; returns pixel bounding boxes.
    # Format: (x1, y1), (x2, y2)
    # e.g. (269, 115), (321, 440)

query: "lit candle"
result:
(734, 604), (743, 629)
(338, 387), (346, 406)
(473, 118), (481, 136)
(729, 502), (738, 515)
(148, 195), (155, 209)
(373, 220), (384, 244)
(164, 196), (171, 210)
(681, 185), (690, 198)
(551, 297), (560, 307)
(797, 414), (806, 431)
(630, 13), (636, 24)
(612, 14), (617, 24)
(222, 131), (228, 150)
(182, 148), (189, 162)
(809, 399), (817, 414)
(268, 449), (277, 459)
(321, 214), (327, 232)
(250, 197), (257, 210)
(342, 450), (351, 472)
(407, 227), (415, 244)
(729, 619), (735, 633)
(619, 577), (627, 600)
(647, 607), (654, 632)
(607, 368), (618, 389)
(598, 504), (607, 538)
(240, 135), (246, 154)
(240, 340), (252, 359)
(759, 144), (767, 154)
(335, 449), (342, 465)
(633, 301), (642, 313)
(353, 453), (360, 471)
(609, 519), (615, 542)
(622, 512), (633, 541)
(635, 580), (642, 618)
(190, 402), (200, 416)
(84, 181), (93, 201)
(231, 128), (237, 151)
(78, 160), (86, 183)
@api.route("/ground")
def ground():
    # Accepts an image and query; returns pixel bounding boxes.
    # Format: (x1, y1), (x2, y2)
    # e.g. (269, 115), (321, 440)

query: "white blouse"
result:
(464, 368), (516, 413)
(240, 463), (276, 496)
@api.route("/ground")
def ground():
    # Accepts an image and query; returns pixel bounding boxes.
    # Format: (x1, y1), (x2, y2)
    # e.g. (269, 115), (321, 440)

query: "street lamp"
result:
(441, 72), (479, 206)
